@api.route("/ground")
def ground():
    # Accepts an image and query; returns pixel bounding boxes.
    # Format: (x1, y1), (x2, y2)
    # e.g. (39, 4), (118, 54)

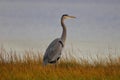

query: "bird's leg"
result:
(54, 63), (57, 68)
(54, 60), (58, 68)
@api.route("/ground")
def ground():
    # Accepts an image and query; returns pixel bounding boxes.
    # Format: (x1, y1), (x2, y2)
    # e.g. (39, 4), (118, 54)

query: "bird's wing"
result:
(44, 38), (63, 62)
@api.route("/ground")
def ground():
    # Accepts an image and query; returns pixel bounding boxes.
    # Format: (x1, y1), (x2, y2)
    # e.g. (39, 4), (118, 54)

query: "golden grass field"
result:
(0, 46), (120, 80)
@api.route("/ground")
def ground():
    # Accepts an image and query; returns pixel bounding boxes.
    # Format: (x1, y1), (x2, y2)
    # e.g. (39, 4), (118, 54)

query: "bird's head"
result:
(62, 14), (76, 19)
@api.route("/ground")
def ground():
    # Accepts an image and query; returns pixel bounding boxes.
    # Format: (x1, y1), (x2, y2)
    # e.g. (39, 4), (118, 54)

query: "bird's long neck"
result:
(61, 17), (66, 44)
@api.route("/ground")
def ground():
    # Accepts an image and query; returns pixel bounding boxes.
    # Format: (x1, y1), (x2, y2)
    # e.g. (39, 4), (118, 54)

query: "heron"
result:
(43, 14), (76, 66)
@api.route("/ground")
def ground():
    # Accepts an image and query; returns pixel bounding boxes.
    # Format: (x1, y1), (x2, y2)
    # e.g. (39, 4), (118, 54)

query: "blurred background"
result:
(0, 0), (120, 59)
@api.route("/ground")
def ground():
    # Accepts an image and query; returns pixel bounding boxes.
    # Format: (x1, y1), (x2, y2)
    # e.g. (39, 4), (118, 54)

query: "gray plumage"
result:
(43, 14), (76, 66)
(43, 38), (63, 65)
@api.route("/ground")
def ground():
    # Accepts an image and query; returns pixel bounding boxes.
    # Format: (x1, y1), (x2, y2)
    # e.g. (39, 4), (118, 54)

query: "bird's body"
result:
(43, 38), (63, 65)
(43, 14), (75, 66)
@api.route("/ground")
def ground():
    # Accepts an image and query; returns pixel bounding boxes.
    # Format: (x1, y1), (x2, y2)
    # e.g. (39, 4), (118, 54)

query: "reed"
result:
(0, 46), (120, 80)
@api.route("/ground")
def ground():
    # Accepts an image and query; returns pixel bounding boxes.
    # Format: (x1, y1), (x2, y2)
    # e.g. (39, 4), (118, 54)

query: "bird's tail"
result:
(42, 59), (48, 66)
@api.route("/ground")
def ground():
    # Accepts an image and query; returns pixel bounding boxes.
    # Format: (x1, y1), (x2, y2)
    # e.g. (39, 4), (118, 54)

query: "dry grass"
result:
(0, 46), (120, 80)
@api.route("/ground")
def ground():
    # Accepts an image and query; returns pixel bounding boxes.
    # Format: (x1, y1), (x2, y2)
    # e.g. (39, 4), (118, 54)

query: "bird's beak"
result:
(69, 16), (76, 18)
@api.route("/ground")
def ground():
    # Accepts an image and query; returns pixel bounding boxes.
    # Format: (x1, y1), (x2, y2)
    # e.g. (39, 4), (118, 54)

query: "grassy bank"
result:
(0, 47), (120, 80)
